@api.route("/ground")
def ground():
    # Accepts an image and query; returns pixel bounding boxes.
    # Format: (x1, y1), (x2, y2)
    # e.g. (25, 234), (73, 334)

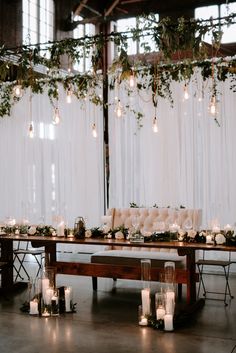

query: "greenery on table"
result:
(2, 224), (56, 236)
(2, 221), (236, 246)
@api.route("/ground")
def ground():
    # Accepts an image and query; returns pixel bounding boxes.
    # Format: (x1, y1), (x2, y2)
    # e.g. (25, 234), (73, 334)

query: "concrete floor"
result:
(0, 261), (236, 353)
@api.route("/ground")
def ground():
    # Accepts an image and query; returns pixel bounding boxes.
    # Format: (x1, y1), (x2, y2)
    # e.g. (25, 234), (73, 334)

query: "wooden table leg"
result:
(186, 250), (197, 304)
(178, 248), (196, 304)
(0, 239), (14, 290)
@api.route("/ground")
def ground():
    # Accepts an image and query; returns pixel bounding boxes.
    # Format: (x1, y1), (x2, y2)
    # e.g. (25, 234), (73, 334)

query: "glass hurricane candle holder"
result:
(51, 289), (59, 316)
(65, 286), (73, 312)
(138, 305), (148, 326)
(155, 292), (166, 320)
(141, 258), (151, 289)
(41, 287), (54, 317)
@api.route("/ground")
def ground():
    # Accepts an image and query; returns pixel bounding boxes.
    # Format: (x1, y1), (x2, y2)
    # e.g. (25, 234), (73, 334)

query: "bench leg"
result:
(92, 277), (97, 291)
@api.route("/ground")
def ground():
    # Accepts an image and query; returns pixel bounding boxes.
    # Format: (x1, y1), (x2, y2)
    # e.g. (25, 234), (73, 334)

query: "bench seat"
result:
(90, 207), (202, 296)
(91, 250), (185, 268)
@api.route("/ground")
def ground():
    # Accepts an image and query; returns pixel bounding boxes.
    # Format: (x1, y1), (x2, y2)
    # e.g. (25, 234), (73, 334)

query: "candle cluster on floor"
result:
(139, 261), (175, 332)
(21, 269), (75, 317)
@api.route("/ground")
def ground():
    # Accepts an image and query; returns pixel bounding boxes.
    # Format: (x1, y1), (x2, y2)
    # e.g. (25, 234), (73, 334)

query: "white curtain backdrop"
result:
(0, 86), (104, 229)
(108, 71), (236, 230)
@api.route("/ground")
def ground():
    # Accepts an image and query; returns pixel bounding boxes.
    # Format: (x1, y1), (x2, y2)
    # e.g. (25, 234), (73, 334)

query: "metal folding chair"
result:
(13, 241), (44, 282)
(196, 251), (234, 306)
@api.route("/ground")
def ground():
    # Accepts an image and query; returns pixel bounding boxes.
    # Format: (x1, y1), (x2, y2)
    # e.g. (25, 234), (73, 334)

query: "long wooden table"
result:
(0, 234), (235, 305)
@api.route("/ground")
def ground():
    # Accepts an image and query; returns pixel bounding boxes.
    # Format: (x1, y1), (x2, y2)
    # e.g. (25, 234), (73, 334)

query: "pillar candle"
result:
(29, 300), (39, 315)
(65, 287), (72, 312)
(156, 306), (165, 320)
(165, 291), (175, 315)
(45, 287), (54, 305)
(57, 221), (65, 237)
(164, 314), (174, 331)
(42, 278), (50, 301)
(141, 288), (150, 316)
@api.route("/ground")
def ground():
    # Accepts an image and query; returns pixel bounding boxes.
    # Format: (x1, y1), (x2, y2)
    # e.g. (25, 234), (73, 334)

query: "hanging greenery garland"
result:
(0, 13), (236, 120)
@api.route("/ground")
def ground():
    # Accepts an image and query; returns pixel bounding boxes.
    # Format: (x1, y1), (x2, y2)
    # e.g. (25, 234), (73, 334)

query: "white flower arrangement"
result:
(28, 226), (37, 235)
(85, 229), (92, 238)
(115, 231), (124, 240)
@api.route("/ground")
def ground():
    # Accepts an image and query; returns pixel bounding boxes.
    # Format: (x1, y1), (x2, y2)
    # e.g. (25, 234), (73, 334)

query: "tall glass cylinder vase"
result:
(141, 258), (151, 289)
(164, 261), (175, 291)
(140, 259), (151, 323)
(41, 267), (56, 317)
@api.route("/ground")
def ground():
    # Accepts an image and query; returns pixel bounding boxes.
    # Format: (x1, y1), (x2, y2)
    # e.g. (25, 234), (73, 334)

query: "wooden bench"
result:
(90, 207), (202, 297)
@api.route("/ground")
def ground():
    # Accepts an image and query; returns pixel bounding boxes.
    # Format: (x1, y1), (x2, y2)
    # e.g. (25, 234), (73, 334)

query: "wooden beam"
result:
(105, 0), (120, 17)
(74, 0), (89, 17)
(83, 4), (102, 16)
(53, 261), (192, 283)
(121, 0), (144, 4)
(116, 6), (129, 14)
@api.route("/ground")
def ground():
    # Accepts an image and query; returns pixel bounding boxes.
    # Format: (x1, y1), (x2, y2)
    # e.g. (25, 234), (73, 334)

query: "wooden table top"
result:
(0, 233), (236, 252)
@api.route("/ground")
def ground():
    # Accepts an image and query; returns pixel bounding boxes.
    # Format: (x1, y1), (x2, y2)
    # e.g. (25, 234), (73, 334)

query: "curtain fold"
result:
(108, 72), (236, 228)
(0, 86), (104, 228)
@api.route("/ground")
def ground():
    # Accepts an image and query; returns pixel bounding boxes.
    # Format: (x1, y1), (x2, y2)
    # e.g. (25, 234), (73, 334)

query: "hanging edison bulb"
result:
(209, 95), (217, 116)
(183, 83), (190, 100)
(92, 123), (98, 138)
(28, 122), (34, 139)
(53, 107), (60, 125)
(13, 84), (23, 98)
(115, 100), (123, 118)
(66, 86), (73, 103)
(129, 70), (135, 88)
(152, 116), (158, 133)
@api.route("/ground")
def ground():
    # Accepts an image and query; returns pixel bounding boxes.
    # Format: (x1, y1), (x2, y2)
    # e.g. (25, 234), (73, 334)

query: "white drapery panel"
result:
(0, 86), (104, 228)
(108, 72), (236, 228)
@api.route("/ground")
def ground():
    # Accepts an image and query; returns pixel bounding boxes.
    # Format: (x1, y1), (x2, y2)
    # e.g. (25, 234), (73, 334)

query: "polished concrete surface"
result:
(1, 262), (236, 353)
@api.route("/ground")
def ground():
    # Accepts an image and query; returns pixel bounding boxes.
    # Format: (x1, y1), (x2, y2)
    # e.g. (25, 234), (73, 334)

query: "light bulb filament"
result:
(209, 95), (217, 116)
(129, 72), (135, 88)
(13, 84), (23, 98)
(92, 123), (97, 138)
(66, 87), (73, 103)
(53, 108), (60, 125)
(152, 116), (158, 133)
(183, 84), (189, 100)
(29, 123), (34, 138)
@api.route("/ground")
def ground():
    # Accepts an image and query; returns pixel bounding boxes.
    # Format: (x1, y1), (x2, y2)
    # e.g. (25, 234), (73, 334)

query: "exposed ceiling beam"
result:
(74, 0), (102, 17)
(83, 4), (102, 16)
(105, 0), (121, 17)
(74, 0), (89, 17)
(121, 0), (145, 4)
(116, 6), (129, 14)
